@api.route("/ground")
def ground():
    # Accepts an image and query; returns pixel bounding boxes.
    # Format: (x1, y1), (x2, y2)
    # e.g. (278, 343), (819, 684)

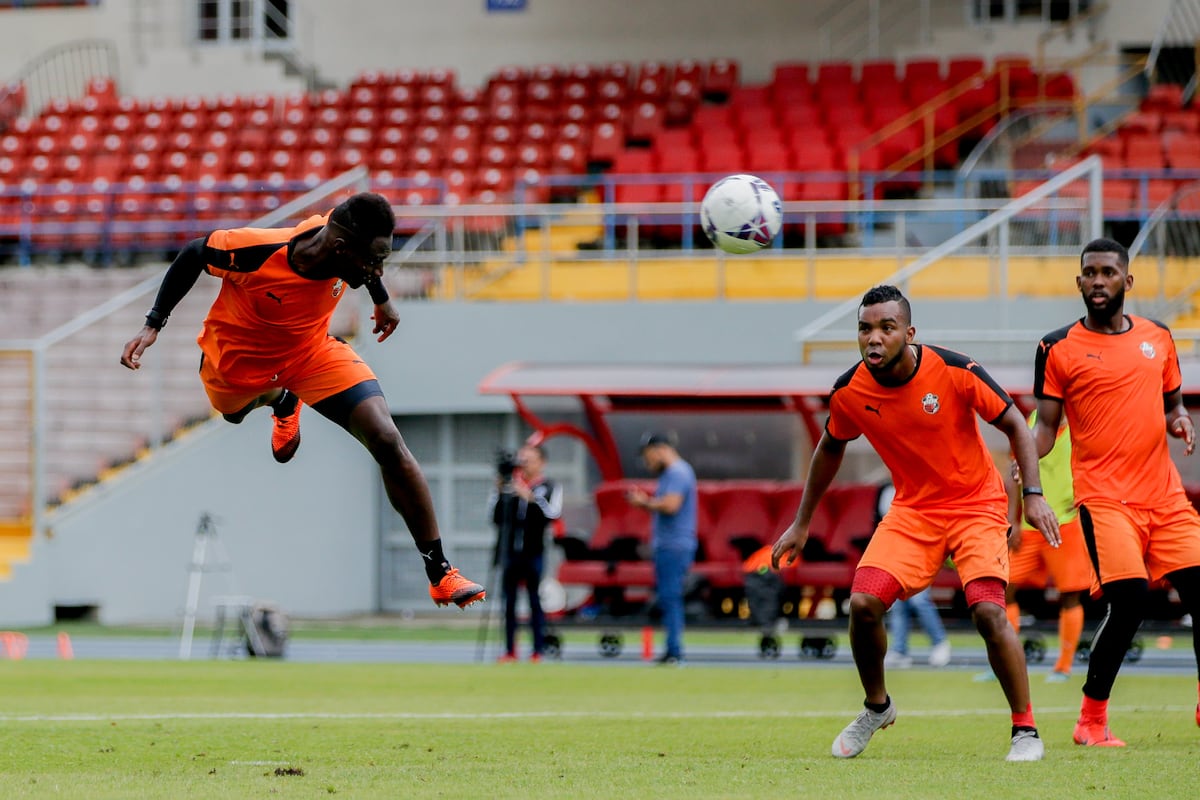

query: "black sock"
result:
(1011, 725), (1038, 736)
(271, 389), (299, 418)
(417, 539), (452, 585)
(865, 696), (891, 714)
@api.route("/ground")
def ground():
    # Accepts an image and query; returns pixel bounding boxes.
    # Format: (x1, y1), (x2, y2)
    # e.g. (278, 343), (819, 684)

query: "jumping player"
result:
(1033, 237), (1200, 746)
(119, 192), (485, 609)
(772, 284), (1059, 762)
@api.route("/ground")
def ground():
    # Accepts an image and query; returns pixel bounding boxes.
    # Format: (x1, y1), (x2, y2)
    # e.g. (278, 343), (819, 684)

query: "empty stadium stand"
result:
(0, 52), (1112, 263)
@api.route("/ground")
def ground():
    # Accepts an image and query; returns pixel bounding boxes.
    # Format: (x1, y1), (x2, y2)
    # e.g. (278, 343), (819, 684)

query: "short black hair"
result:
(639, 432), (671, 451)
(329, 192), (396, 241)
(859, 284), (911, 325)
(1080, 237), (1129, 269)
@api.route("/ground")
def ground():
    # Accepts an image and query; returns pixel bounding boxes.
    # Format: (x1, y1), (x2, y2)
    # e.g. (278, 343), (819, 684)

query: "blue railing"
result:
(2, 167), (1198, 264)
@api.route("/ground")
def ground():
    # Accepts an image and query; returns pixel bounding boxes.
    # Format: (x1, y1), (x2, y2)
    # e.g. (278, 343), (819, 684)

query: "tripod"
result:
(475, 487), (517, 662)
(178, 512), (237, 660)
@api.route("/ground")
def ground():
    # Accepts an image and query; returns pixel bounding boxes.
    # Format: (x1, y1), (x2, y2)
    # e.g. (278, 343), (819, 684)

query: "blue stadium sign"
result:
(487, 0), (527, 10)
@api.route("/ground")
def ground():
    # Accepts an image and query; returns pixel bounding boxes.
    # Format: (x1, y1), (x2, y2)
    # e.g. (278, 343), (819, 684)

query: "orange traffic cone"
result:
(57, 631), (74, 660)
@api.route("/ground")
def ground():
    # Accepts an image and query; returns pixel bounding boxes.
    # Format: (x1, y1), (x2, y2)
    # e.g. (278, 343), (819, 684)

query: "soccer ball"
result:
(700, 174), (783, 254)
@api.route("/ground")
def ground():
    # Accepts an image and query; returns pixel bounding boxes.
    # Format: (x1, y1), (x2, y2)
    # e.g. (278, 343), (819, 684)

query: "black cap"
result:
(639, 432), (671, 451)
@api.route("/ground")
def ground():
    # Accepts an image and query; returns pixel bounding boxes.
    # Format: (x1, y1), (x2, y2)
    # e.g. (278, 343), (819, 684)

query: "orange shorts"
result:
(199, 335), (377, 415)
(1079, 496), (1200, 585)
(857, 502), (1010, 598)
(1007, 517), (1093, 592)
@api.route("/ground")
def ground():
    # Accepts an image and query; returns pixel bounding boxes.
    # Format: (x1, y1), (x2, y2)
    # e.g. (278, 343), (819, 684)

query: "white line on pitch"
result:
(0, 705), (1192, 723)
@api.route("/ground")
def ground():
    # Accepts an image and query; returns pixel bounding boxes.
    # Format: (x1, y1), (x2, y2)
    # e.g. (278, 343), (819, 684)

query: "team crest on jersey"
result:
(921, 393), (940, 414)
(332, 279), (344, 298)
(1140, 341), (1155, 359)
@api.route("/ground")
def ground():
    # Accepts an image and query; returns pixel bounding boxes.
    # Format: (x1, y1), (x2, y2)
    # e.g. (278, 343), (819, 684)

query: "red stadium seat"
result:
(703, 58), (739, 100)
(626, 101), (665, 144)
(816, 61), (854, 86)
(588, 121), (623, 166)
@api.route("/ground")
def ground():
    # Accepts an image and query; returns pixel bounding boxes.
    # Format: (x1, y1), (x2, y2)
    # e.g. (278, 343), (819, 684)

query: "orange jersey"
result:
(827, 344), (1012, 509)
(197, 214), (346, 386)
(1035, 316), (1185, 508)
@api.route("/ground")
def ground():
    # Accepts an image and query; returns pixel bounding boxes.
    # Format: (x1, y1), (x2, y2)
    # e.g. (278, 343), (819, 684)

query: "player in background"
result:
(1004, 412), (1092, 682)
(120, 192), (485, 609)
(773, 284), (1059, 762)
(1034, 237), (1200, 746)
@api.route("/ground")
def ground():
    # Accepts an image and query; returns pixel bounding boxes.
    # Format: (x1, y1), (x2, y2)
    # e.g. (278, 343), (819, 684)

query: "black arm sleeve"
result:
(146, 237), (207, 329)
(365, 275), (389, 305)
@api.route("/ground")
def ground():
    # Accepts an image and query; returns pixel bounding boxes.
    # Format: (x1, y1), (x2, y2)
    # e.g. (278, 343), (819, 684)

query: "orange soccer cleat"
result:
(1073, 718), (1126, 747)
(271, 402), (302, 463)
(429, 568), (486, 609)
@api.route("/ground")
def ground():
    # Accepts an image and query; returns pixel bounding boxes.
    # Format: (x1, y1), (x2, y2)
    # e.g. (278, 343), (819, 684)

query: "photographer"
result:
(488, 443), (562, 663)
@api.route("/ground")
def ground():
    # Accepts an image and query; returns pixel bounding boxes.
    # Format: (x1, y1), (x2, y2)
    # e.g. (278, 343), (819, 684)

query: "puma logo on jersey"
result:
(266, 291), (283, 305)
(1086, 352), (1102, 361)
(864, 404), (882, 417)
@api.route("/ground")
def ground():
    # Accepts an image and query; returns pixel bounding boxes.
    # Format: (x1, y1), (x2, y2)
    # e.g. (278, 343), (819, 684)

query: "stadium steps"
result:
(0, 519), (33, 582)
(433, 198), (605, 300)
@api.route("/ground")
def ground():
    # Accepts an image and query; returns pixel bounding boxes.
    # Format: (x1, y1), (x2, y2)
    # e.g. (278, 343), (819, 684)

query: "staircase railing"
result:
(0, 39), (118, 121)
(797, 155), (1104, 362)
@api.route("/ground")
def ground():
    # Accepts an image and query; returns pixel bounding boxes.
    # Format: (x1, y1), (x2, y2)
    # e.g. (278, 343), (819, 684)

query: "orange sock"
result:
(1081, 694), (1108, 722)
(1055, 605), (1084, 673)
(1012, 702), (1036, 729)
(1006, 602), (1021, 633)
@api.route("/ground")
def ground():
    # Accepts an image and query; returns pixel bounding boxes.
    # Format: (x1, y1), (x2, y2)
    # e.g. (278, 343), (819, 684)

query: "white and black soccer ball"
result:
(699, 174), (783, 254)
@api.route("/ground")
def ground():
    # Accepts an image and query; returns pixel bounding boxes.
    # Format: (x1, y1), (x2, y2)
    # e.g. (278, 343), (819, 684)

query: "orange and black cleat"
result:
(271, 403), (302, 463)
(430, 568), (486, 609)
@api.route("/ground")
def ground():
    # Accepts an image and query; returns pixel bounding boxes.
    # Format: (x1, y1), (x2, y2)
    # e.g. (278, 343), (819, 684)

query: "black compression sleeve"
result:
(146, 237), (207, 328)
(366, 275), (389, 305)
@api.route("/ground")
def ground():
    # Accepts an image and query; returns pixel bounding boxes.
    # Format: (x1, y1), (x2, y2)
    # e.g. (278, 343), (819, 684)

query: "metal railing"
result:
(795, 155), (1104, 361)
(816, 0), (933, 61)
(0, 38), (117, 121)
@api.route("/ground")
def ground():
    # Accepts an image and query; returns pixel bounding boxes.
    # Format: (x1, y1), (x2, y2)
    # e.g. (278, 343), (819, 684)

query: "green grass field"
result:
(1, 658), (1198, 799)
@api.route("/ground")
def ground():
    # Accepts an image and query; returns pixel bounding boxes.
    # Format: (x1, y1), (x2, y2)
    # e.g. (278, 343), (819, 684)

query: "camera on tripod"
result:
(495, 448), (519, 487)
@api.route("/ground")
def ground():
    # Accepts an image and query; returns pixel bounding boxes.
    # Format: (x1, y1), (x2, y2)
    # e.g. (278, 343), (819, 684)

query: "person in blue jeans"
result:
(886, 587), (952, 668)
(876, 483), (952, 668)
(628, 432), (698, 665)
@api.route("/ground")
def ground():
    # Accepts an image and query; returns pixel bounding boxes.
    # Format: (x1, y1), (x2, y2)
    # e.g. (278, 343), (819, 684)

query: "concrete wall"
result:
(0, 0), (1173, 99)
(361, 298), (1081, 414)
(0, 404), (378, 626)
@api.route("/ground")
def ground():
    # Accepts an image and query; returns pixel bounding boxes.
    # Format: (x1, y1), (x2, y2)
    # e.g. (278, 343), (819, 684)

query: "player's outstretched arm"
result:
(1164, 388), (1195, 456)
(119, 238), (207, 370)
(996, 404), (1060, 547)
(771, 430), (846, 568)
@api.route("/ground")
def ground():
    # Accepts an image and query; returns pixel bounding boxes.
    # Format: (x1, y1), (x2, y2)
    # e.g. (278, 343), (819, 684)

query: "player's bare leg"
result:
(973, 598), (1045, 760)
(345, 394), (484, 608)
(849, 592), (890, 704)
(974, 600), (1031, 712)
(832, 592), (897, 758)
